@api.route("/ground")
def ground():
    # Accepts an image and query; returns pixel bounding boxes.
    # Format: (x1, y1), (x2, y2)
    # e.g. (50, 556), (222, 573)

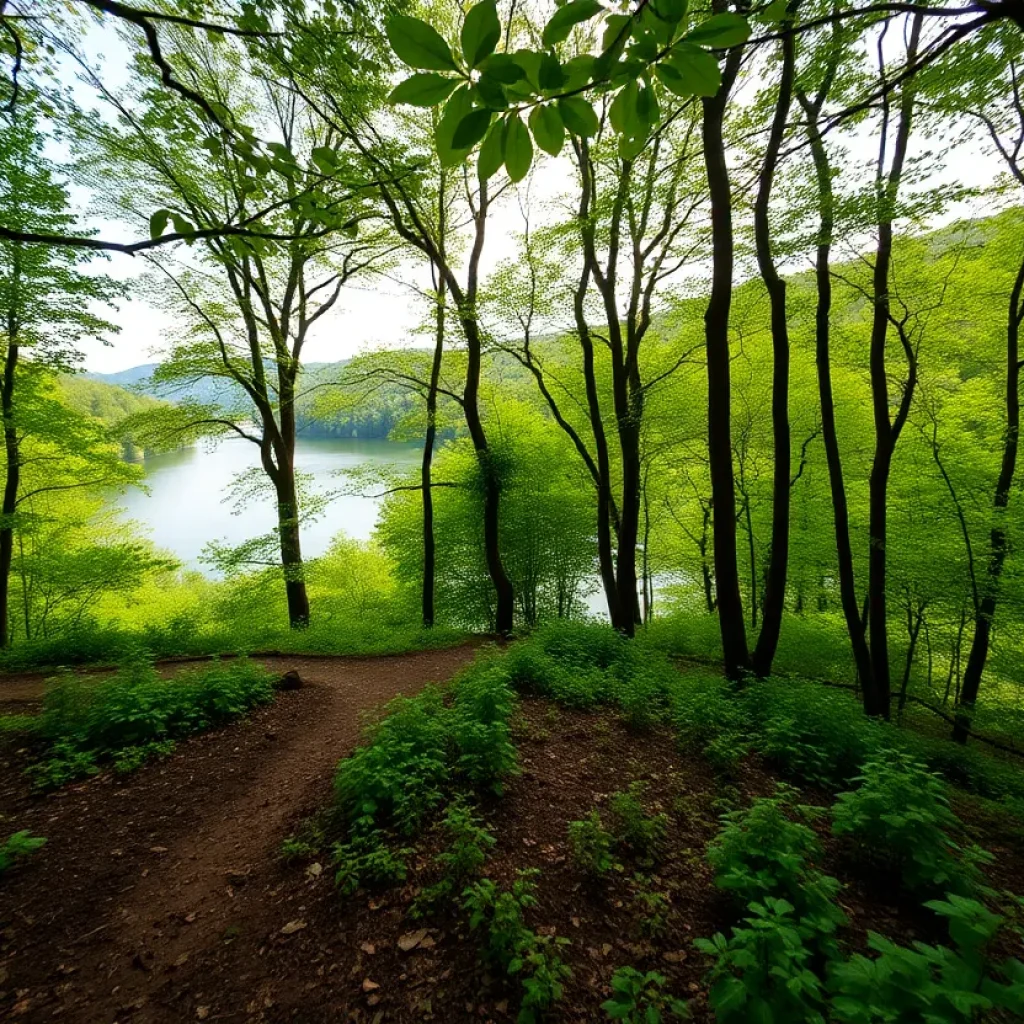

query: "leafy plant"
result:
(829, 894), (1024, 1023)
(631, 875), (672, 938)
(706, 786), (846, 948)
(602, 967), (691, 1022)
(831, 751), (988, 895)
(112, 738), (175, 774)
(568, 810), (617, 876)
(0, 830), (46, 874)
(609, 782), (669, 860)
(695, 897), (827, 1024)
(412, 800), (495, 915)
(332, 829), (413, 895)
(451, 664), (518, 792)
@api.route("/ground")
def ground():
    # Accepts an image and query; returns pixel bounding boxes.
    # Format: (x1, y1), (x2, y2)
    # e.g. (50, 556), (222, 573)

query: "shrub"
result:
(412, 800), (496, 915)
(451, 665), (518, 792)
(332, 829), (413, 895)
(831, 751), (989, 896)
(694, 897), (827, 1024)
(0, 830), (46, 874)
(706, 787), (846, 950)
(567, 811), (617, 876)
(631, 876), (672, 938)
(609, 782), (669, 860)
(829, 894), (1024, 1023)
(602, 967), (691, 1022)
(667, 672), (749, 773)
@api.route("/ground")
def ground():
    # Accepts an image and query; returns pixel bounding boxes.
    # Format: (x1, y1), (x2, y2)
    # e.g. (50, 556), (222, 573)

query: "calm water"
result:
(114, 437), (422, 574)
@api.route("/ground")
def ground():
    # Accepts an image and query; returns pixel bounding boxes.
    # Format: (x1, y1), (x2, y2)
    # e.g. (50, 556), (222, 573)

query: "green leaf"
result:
(478, 120), (506, 180)
(310, 146), (338, 174)
(435, 86), (474, 166)
(601, 13), (633, 53)
(529, 104), (565, 157)
(504, 114), (533, 182)
(558, 96), (599, 137)
(481, 53), (525, 84)
(609, 80), (640, 135)
(664, 43), (722, 96)
(461, 1), (501, 68)
(388, 73), (458, 107)
(652, 0), (689, 24)
(169, 213), (194, 238)
(760, 0), (790, 22)
(684, 12), (750, 48)
(539, 53), (569, 91)
(475, 74), (508, 109)
(452, 108), (493, 150)
(149, 209), (170, 240)
(542, 0), (604, 48)
(387, 15), (458, 72)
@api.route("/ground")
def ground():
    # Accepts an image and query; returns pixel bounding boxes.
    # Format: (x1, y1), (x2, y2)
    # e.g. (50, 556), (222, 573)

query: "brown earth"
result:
(0, 647), (482, 1023)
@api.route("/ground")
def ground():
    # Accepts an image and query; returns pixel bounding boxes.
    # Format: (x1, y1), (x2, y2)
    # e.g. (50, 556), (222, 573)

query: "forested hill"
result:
(58, 375), (166, 460)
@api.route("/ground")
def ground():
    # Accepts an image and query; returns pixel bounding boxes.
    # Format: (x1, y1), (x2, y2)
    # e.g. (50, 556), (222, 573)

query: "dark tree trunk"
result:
(751, 18), (796, 678)
(954, 251), (1024, 740)
(274, 466), (310, 629)
(798, 89), (875, 703)
(702, 43), (750, 679)
(421, 272), (444, 629)
(0, 338), (19, 649)
(898, 599), (925, 718)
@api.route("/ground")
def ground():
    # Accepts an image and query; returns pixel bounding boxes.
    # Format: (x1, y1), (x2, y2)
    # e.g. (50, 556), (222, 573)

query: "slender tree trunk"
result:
(798, 90), (875, 698)
(0, 337), (19, 649)
(421, 269), (444, 629)
(751, 18), (796, 677)
(954, 251), (1024, 740)
(898, 599), (925, 717)
(274, 465), (310, 629)
(702, 42), (749, 679)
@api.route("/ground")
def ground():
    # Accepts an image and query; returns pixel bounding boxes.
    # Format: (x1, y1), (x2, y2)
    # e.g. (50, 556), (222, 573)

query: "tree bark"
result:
(751, 16), (796, 677)
(955, 250), (1024, 740)
(0, 336), (19, 649)
(702, 42), (750, 679)
(421, 270), (444, 629)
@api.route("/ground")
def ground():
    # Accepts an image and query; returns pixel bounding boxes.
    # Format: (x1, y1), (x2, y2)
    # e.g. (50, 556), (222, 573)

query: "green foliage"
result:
(609, 782), (669, 861)
(829, 895), (1024, 1023)
(707, 788), (846, 947)
(333, 829), (413, 896)
(695, 897), (827, 1024)
(412, 799), (495, 915)
(0, 830), (46, 875)
(451, 663), (518, 792)
(831, 751), (990, 896)
(631, 876), (672, 939)
(461, 869), (572, 1023)
(567, 810), (617, 876)
(27, 658), (274, 789)
(602, 967), (690, 1022)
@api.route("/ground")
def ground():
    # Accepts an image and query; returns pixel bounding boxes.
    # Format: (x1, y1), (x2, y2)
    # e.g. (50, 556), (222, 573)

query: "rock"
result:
(397, 929), (429, 952)
(276, 670), (303, 691)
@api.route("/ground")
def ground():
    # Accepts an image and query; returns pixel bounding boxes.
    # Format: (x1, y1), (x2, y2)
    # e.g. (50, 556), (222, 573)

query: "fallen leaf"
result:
(362, 978), (380, 993)
(195, 1008), (209, 1021)
(306, 862), (323, 879)
(367, 994), (381, 1006)
(149, 846), (168, 854)
(662, 950), (687, 964)
(418, 935), (436, 949)
(184, 912), (197, 924)
(360, 941), (376, 955)
(398, 928), (429, 952)
(570, 916), (580, 928)
(280, 919), (307, 936)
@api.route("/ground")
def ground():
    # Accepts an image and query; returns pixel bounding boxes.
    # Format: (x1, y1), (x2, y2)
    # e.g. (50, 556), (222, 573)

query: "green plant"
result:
(461, 869), (572, 1022)
(706, 787), (846, 948)
(112, 738), (176, 774)
(0, 830), (46, 874)
(281, 834), (317, 862)
(609, 782), (669, 860)
(451, 665), (518, 793)
(631, 876), (672, 938)
(0, 714), (37, 734)
(831, 751), (989, 895)
(24, 741), (99, 791)
(829, 894), (1024, 1023)
(568, 811), (617, 877)
(602, 967), (690, 1022)
(332, 829), (413, 895)
(695, 897), (827, 1024)
(412, 800), (496, 915)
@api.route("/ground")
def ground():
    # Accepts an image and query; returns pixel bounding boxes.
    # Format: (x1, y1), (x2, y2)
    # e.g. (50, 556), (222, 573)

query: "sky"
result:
(60, 11), (1011, 375)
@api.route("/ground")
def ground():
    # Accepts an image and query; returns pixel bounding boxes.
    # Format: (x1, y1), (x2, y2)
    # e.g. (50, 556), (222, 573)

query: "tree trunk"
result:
(0, 338), (19, 649)
(751, 18), (796, 677)
(702, 43), (750, 679)
(954, 251), (1024, 740)
(421, 272), (444, 629)
(798, 90), (875, 700)
(275, 467), (310, 629)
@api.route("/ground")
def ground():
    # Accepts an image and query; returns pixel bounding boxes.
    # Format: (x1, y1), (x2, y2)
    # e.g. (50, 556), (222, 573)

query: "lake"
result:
(114, 437), (423, 574)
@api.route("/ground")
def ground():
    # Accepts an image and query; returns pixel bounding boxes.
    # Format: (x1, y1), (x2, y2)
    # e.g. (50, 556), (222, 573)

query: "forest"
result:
(2, 1), (1024, 1022)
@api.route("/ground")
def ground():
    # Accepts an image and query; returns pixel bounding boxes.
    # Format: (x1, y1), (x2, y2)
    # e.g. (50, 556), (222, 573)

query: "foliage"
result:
(0, 830), (46, 875)
(831, 751), (990, 896)
(333, 829), (413, 896)
(829, 895), (1024, 1023)
(601, 967), (691, 1023)
(27, 658), (274, 789)
(609, 782), (669, 861)
(567, 810), (618, 877)
(695, 897), (827, 1024)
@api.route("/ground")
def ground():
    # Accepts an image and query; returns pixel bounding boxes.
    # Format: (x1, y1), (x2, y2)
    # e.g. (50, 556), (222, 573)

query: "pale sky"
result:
(61, 14), (1009, 375)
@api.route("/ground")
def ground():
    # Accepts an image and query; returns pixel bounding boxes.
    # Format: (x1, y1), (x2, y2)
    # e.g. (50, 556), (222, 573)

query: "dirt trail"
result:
(0, 646), (481, 1023)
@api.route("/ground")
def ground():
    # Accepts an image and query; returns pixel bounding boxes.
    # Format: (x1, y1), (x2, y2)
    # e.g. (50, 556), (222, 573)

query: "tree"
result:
(0, 108), (128, 647)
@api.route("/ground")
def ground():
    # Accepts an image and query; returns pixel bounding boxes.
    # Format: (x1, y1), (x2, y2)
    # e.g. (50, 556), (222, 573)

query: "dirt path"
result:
(0, 646), (481, 1023)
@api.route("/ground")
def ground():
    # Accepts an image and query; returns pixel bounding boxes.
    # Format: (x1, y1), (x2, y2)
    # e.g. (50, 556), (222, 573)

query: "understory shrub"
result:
(567, 811), (618, 876)
(330, 655), (517, 894)
(0, 830), (46, 875)
(601, 967), (691, 1022)
(28, 658), (275, 789)
(831, 751), (991, 896)
(609, 782), (670, 861)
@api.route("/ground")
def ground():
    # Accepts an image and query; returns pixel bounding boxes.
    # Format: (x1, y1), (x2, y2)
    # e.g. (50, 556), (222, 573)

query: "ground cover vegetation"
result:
(2, 0), (1024, 1019)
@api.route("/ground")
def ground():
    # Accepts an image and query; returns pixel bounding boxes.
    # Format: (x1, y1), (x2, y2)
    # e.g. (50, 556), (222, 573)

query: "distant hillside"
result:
(59, 374), (167, 460)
